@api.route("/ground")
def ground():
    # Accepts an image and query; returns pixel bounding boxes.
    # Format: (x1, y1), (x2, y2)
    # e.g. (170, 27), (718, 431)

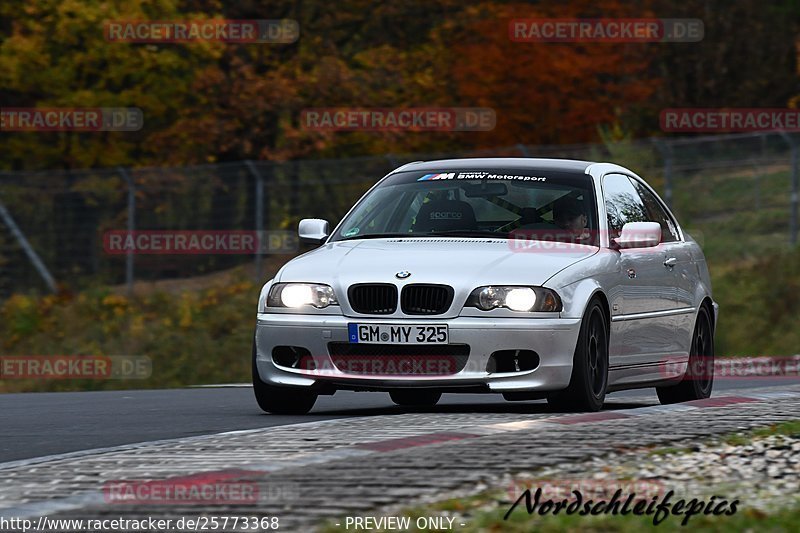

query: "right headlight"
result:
(465, 286), (562, 312)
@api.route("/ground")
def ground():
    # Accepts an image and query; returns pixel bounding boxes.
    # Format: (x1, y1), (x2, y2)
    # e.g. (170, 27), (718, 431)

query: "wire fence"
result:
(0, 131), (798, 298)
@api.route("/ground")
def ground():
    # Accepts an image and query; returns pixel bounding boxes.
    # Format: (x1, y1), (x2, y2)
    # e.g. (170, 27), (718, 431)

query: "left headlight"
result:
(266, 283), (339, 309)
(465, 286), (562, 312)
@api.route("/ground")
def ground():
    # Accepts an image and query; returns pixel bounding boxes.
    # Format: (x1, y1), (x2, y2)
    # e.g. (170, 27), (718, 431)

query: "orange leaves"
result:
(445, 1), (659, 146)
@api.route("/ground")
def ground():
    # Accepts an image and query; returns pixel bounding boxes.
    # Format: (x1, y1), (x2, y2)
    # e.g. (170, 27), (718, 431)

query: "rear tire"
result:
(547, 299), (609, 412)
(656, 305), (714, 404)
(252, 341), (317, 415)
(389, 390), (442, 407)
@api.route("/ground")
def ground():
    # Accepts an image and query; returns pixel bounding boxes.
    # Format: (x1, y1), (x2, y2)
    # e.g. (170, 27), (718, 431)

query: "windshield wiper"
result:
(338, 232), (417, 241)
(424, 230), (509, 239)
(337, 230), (509, 242)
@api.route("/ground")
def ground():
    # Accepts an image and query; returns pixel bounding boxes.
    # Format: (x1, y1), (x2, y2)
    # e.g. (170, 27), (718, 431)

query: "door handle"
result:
(664, 257), (678, 268)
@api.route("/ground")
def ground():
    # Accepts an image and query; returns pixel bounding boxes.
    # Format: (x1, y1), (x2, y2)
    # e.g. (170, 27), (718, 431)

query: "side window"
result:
(630, 180), (680, 243)
(602, 174), (649, 239)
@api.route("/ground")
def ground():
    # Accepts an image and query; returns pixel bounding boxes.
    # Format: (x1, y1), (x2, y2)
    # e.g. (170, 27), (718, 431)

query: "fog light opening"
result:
(487, 350), (539, 373)
(272, 346), (314, 370)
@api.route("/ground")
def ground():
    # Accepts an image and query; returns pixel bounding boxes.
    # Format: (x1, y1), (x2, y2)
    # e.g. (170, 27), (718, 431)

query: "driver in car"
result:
(553, 197), (590, 242)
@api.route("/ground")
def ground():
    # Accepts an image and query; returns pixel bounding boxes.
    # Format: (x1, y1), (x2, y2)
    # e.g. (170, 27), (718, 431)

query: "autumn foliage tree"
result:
(0, 0), (798, 170)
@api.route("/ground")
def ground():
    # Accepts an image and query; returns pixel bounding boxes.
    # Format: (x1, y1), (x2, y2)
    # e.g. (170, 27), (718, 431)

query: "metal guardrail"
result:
(0, 132), (797, 297)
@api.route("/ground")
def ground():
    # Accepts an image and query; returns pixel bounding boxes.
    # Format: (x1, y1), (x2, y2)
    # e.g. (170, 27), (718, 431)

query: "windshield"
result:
(331, 169), (599, 245)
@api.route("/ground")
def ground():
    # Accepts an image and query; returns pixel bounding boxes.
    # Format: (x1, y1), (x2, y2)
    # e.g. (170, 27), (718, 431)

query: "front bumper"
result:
(254, 313), (582, 392)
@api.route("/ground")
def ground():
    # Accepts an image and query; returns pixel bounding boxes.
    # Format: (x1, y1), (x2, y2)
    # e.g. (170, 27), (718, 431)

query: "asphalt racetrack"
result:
(0, 377), (790, 463)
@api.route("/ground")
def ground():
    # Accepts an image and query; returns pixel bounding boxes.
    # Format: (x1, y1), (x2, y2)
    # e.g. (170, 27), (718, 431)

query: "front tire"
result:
(547, 299), (609, 412)
(389, 390), (442, 407)
(656, 305), (714, 404)
(252, 342), (317, 415)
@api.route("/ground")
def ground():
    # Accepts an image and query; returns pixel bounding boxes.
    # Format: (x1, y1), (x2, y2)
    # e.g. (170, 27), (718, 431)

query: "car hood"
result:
(276, 238), (597, 314)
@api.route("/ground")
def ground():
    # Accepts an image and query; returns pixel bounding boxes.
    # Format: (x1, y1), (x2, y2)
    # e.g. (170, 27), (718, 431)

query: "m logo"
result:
(418, 173), (456, 181)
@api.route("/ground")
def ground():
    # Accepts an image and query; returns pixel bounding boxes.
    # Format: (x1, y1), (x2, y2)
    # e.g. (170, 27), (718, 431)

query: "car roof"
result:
(396, 158), (595, 174)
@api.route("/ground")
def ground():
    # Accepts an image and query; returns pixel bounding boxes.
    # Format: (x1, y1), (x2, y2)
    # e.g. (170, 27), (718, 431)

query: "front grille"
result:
(348, 283), (398, 314)
(401, 284), (454, 315)
(328, 342), (470, 376)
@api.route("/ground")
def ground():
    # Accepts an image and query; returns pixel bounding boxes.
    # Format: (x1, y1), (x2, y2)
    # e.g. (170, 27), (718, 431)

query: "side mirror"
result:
(298, 218), (329, 245)
(614, 221), (661, 249)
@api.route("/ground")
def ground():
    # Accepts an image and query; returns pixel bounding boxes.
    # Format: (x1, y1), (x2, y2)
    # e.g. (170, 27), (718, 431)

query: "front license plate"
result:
(348, 323), (449, 345)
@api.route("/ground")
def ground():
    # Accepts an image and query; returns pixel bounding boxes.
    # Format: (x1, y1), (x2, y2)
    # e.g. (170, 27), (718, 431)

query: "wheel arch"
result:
(589, 290), (611, 331)
(699, 296), (716, 334)
(558, 277), (612, 328)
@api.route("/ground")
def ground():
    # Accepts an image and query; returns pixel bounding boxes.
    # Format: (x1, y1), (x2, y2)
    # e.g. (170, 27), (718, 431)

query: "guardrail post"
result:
(778, 132), (799, 246)
(117, 167), (135, 295)
(653, 139), (674, 208)
(791, 145), (798, 246)
(245, 160), (265, 280)
(745, 159), (763, 211)
(0, 196), (57, 293)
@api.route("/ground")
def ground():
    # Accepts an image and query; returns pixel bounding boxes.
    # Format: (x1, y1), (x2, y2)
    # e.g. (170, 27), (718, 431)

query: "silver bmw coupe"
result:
(253, 158), (717, 413)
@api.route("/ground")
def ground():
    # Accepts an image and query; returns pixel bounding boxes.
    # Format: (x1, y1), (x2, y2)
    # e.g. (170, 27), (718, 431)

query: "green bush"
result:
(0, 280), (257, 392)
